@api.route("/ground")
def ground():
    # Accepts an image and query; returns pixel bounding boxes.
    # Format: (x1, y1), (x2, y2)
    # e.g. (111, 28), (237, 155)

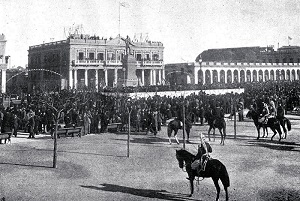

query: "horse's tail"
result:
(220, 164), (230, 188)
(285, 118), (292, 131)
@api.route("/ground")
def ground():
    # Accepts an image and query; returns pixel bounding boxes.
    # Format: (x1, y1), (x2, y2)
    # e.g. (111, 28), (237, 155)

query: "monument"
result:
(118, 36), (138, 87)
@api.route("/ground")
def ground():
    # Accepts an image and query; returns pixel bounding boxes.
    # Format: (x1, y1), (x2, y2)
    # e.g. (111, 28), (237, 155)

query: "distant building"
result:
(28, 34), (165, 92)
(164, 63), (194, 85)
(193, 45), (300, 85)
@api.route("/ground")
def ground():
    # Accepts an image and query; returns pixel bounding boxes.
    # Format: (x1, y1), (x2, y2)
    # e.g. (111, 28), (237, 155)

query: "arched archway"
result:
(227, 70), (232, 83)
(281, 70), (285, 80)
(205, 70), (211, 84)
(240, 70), (245, 83)
(246, 70), (251, 82)
(286, 70), (290, 80)
(233, 70), (238, 83)
(198, 70), (203, 85)
(292, 69), (296, 81)
(258, 70), (263, 82)
(253, 70), (257, 82)
(264, 70), (269, 81)
(212, 70), (218, 83)
(270, 70), (274, 80)
(220, 70), (225, 83)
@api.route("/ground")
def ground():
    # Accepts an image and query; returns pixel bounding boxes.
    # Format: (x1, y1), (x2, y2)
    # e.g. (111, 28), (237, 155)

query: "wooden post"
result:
(53, 119), (58, 168)
(182, 97), (186, 149)
(234, 100), (237, 139)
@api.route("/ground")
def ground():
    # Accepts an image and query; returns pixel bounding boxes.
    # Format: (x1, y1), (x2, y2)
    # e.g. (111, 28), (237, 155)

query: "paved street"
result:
(0, 115), (300, 201)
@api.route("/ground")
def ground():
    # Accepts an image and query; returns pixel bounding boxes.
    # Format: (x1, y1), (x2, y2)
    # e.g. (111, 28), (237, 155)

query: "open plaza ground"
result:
(0, 114), (300, 201)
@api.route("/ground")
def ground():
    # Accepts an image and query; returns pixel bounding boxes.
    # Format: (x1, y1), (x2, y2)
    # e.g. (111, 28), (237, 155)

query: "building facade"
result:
(28, 34), (165, 92)
(164, 46), (300, 86)
(0, 33), (8, 93)
(192, 46), (300, 85)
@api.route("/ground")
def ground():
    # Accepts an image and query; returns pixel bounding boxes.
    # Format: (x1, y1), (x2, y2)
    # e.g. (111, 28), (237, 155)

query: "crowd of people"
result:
(0, 80), (299, 138)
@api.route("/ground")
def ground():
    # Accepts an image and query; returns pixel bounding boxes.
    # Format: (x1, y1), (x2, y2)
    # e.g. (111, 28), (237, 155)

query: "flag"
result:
(120, 2), (129, 7)
(288, 36), (292, 40)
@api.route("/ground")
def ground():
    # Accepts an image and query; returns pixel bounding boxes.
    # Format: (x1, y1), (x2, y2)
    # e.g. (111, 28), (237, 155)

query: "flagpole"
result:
(119, 2), (121, 39)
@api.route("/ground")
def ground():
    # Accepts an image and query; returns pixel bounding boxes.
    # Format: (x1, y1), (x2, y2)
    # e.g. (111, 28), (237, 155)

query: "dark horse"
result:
(176, 149), (230, 201)
(167, 117), (192, 145)
(205, 111), (226, 145)
(246, 108), (283, 141)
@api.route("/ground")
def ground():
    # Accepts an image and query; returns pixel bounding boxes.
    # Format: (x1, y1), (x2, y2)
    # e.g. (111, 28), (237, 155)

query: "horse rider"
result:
(261, 102), (270, 124)
(277, 101), (287, 134)
(269, 100), (277, 118)
(192, 133), (212, 173)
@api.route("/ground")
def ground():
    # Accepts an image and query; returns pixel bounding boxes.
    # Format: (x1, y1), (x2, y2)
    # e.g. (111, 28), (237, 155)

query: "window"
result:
(268, 59), (272, 63)
(136, 54), (142, 61)
(78, 52), (84, 60)
(145, 54), (150, 60)
(290, 58), (294, 63)
(152, 54), (159, 61)
(97, 53), (104, 60)
(89, 52), (95, 60)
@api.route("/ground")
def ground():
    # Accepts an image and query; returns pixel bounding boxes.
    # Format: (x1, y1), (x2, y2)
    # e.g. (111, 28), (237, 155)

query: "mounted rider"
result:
(191, 133), (212, 173)
(260, 102), (270, 124)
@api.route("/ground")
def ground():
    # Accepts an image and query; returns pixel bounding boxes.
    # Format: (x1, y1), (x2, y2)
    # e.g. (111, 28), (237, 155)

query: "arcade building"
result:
(28, 34), (165, 92)
(166, 46), (300, 85)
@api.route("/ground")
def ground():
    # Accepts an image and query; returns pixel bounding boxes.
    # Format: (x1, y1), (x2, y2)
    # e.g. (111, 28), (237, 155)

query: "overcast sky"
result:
(1, 0), (300, 67)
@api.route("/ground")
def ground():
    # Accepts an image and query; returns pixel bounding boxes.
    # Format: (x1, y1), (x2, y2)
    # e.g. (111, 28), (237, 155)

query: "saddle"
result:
(191, 155), (211, 173)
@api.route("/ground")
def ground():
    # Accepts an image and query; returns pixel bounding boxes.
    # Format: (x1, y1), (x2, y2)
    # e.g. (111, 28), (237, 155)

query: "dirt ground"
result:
(0, 115), (300, 201)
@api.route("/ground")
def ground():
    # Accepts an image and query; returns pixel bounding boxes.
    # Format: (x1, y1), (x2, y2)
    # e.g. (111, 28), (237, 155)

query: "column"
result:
(262, 70), (265, 82)
(1, 70), (6, 93)
(74, 69), (78, 89)
(95, 69), (99, 92)
(141, 69), (145, 86)
(217, 70), (221, 83)
(104, 69), (108, 86)
(84, 69), (88, 87)
(158, 70), (161, 85)
(224, 70), (227, 83)
(153, 69), (157, 85)
(150, 69), (153, 85)
(162, 68), (165, 84)
(69, 69), (73, 89)
(114, 68), (118, 86)
(194, 68), (199, 85)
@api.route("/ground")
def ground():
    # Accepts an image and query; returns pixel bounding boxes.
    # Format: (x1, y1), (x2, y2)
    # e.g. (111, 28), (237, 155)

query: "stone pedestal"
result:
(118, 54), (138, 87)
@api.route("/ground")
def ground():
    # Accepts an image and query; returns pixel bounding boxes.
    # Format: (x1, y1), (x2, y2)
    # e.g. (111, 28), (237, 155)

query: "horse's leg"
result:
(186, 128), (190, 143)
(174, 129), (179, 144)
(188, 176), (194, 197)
(270, 128), (277, 141)
(219, 129), (224, 145)
(208, 126), (212, 141)
(213, 178), (221, 201)
(256, 126), (261, 140)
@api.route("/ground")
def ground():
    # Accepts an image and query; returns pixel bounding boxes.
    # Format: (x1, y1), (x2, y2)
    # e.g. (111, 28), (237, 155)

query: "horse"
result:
(167, 118), (192, 145)
(176, 149), (230, 201)
(246, 109), (283, 141)
(205, 111), (226, 145)
(278, 117), (292, 139)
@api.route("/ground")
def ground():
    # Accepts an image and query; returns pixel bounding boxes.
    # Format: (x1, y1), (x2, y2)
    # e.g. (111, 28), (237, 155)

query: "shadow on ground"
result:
(258, 187), (300, 201)
(240, 139), (300, 152)
(80, 183), (199, 201)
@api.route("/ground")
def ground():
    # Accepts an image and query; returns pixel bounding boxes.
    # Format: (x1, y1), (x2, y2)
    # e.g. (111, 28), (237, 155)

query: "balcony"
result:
(75, 60), (104, 65)
(105, 60), (122, 66)
(142, 60), (163, 66)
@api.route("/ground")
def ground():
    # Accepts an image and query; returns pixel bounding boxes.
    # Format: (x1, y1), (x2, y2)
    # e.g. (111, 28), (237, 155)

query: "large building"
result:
(28, 34), (165, 92)
(0, 33), (8, 93)
(166, 45), (300, 86)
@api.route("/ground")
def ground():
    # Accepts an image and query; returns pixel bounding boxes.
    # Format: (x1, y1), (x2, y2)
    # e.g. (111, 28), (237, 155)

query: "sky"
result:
(1, 0), (300, 67)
